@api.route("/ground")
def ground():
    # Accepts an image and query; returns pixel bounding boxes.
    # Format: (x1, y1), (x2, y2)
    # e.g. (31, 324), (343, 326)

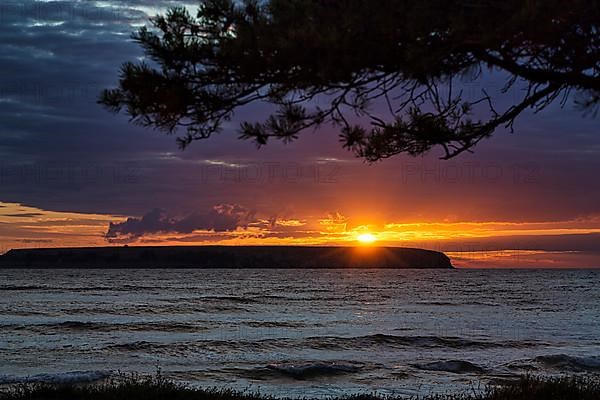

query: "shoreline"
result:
(1, 374), (599, 400)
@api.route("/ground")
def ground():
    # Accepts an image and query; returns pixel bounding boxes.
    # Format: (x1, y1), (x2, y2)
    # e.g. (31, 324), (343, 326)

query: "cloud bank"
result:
(105, 204), (255, 243)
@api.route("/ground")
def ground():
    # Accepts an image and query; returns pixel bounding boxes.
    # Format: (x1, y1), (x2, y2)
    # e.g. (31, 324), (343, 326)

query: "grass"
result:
(1, 374), (599, 400)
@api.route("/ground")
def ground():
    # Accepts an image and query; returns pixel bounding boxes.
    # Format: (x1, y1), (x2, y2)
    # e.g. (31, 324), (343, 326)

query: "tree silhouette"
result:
(100, 0), (599, 160)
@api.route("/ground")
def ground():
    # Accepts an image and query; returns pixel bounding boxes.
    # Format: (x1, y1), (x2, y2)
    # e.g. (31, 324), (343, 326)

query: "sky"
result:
(1, 0), (599, 267)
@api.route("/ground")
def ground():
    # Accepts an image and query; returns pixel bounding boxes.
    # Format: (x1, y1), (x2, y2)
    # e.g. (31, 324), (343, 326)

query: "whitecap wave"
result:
(265, 362), (362, 379)
(535, 354), (600, 372)
(412, 360), (486, 374)
(0, 370), (111, 385)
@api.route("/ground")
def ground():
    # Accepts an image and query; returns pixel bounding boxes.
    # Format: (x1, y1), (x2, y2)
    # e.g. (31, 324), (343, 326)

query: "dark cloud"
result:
(2, 213), (43, 218)
(105, 204), (255, 242)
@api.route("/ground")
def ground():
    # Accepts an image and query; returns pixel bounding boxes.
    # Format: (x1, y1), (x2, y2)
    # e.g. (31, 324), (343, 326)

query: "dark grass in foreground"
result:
(1, 374), (599, 400)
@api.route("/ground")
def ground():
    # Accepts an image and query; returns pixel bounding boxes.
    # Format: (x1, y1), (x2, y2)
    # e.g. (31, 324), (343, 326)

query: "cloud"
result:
(2, 213), (44, 218)
(105, 204), (255, 242)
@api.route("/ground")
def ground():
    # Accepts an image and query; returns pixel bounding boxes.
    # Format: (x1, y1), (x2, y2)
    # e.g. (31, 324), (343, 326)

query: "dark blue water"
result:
(0, 269), (599, 397)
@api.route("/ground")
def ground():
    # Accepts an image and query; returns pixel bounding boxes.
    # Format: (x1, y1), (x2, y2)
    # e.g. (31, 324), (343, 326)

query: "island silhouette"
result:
(0, 246), (453, 269)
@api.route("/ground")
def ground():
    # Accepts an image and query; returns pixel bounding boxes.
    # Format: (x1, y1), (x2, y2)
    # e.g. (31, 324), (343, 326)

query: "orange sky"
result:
(2, 201), (599, 268)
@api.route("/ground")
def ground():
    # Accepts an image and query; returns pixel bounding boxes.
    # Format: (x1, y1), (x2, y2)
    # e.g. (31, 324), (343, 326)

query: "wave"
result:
(416, 300), (500, 307)
(0, 285), (47, 291)
(0, 285), (156, 292)
(0, 370), (110, 385)
(244, 321), (307, 328)
(104, 338), (289, 354)
(107, 341), (156, 351)
(6, 321), (210, 334)
(415, 301), (458, 306)
(303, 334), (541, 350)
(99, 333), (544, 356)
(265, 362), (362, 379)
(535, 355), (600, 372)
(412, 360), (486, 374)
(196, 296), (259, 304)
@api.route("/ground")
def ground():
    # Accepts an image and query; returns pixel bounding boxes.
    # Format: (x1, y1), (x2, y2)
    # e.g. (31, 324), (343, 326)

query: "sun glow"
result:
(357, 233), (377, 244)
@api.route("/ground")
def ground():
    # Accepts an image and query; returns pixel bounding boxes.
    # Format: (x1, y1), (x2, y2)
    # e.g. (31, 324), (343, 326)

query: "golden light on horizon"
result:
(357, 233), (377, 244)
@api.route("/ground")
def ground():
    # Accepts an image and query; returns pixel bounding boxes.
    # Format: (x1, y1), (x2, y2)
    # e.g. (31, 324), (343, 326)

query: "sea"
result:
(0, 268), (599, 397)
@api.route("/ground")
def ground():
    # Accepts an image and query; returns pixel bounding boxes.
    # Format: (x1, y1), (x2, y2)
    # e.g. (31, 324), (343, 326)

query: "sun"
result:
(357, 233), (377, 244)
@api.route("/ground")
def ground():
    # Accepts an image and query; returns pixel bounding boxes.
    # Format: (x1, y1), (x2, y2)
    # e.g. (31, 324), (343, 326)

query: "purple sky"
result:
(0, 0), (599, 267)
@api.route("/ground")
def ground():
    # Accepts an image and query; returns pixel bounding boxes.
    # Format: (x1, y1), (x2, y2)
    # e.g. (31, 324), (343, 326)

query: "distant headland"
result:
(0, 246), (453, 269)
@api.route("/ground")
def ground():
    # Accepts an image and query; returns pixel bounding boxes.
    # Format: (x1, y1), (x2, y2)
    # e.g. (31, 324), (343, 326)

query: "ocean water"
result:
(0, 268), (599, 397)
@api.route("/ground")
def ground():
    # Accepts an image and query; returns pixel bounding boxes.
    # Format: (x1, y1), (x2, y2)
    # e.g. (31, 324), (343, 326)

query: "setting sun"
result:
(357, 233), (377, 244)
